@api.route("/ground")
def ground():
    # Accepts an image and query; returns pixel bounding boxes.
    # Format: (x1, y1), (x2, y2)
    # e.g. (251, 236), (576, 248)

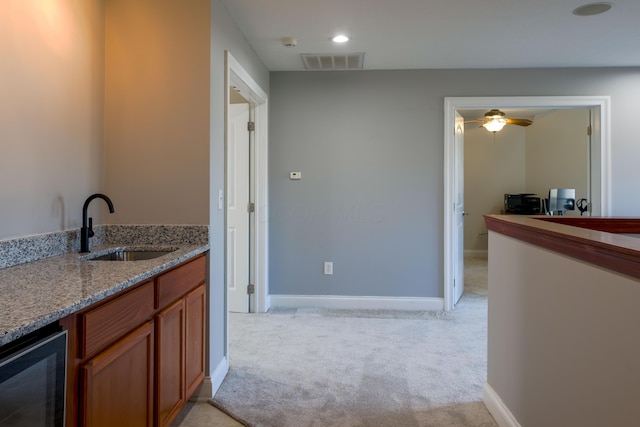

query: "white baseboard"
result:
(269, 294), (444, 311)
(190, 377), (213, 402)
(483, 382), (521, 427)
(209, 357), (229, 397)
(465, 249), (488, 258)
(263, 294), (271, 313)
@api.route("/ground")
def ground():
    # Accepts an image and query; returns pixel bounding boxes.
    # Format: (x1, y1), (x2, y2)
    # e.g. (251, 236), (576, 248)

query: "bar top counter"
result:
(484, 215), (640, 280)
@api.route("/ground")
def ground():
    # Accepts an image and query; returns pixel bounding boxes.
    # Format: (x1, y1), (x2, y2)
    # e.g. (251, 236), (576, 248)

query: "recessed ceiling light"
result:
(573, 2), (613, 16)
(332, 35), (349, 43)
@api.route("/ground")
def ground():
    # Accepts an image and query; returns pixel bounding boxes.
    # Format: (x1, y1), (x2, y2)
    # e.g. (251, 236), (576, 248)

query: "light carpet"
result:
(212, 258), (496, 426)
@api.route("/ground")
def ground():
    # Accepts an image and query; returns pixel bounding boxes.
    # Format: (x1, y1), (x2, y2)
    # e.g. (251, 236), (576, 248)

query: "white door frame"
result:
(443, 96), (611, 311)
(225, 51), (269, 313)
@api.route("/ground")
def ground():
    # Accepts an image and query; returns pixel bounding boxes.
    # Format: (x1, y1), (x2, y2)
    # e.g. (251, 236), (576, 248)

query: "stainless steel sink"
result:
(87, 249), (176, 261)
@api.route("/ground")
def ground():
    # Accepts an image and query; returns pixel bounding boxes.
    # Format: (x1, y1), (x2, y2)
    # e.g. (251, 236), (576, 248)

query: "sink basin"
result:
(87, 249), (176, 261)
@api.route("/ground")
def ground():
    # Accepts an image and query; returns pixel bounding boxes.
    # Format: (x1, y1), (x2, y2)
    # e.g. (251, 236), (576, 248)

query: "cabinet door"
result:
(185, 284), (206, 398)
(156, 299), (186, 427)
(82, 321), (154, 427)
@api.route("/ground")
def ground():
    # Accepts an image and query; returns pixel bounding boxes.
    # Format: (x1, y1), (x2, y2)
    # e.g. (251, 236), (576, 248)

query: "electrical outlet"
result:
(324, 261), (333, 275)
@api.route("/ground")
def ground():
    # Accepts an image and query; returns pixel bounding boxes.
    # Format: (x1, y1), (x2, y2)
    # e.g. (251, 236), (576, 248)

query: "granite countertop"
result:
(0, 225), (209, 347)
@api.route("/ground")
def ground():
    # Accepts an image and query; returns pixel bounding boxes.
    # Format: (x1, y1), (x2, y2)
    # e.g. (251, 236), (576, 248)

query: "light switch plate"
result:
(218, 189), (224, 210)
(324, 261), (333, 275)
(290, 171), (302, 180)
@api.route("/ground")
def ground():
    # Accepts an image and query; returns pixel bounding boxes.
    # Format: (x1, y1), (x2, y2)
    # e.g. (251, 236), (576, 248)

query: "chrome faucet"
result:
(80, 194), (115, 253)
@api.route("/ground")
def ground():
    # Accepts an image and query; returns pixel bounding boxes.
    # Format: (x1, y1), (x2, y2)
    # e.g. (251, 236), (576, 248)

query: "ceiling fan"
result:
(465, 109), (533, 133)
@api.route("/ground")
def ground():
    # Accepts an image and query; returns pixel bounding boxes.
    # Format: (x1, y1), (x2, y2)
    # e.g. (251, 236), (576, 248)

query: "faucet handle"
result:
(88, 217), (95, 238)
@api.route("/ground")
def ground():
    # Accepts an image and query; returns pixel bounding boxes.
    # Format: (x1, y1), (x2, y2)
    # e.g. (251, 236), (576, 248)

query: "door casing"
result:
(224, 51), (269, 319)
(443, 96), (611, 311)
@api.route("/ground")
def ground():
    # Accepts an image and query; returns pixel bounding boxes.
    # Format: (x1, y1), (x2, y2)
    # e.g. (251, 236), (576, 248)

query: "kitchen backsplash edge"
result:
(0, 225), (210, 269)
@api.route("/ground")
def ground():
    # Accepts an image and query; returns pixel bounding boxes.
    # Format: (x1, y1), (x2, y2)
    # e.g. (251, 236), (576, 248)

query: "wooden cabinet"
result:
(156, 282), (206, 426)
(156, 256), (206, 308)
(185, 285), (206, 398)
(61, 254), (207, 427)
(156, 299), (186, 426)
(80, 281), (155, 359)
(82, 322), (154, 427)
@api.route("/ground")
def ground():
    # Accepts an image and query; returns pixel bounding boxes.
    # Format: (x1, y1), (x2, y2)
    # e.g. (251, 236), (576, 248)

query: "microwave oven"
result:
(504, 193), (542, 214)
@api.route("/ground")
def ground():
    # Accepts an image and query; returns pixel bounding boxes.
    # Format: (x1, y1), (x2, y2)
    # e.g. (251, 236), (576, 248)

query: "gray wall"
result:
(269, 67), (640, 299)
(270, 71), (440, 297)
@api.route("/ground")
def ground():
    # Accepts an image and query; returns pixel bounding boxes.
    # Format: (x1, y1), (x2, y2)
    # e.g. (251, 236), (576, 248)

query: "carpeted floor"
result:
(212, 258), (496, 427)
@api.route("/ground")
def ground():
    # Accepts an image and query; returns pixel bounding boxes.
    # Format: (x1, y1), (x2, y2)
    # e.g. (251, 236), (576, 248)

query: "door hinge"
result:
(247, 121), (255, 132)
(247, 202), (255, 213)
(587, 125), (592, 136)
(247, 284), (255, 295)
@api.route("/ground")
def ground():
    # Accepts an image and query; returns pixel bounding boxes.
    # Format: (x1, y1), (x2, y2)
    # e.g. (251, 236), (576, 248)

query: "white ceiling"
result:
(220, 0), (640, 71)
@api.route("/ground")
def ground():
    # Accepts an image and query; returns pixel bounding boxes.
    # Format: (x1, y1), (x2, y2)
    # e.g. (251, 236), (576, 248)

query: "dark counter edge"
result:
(484, 215), (640, 280)
(0, 245), (209, 348)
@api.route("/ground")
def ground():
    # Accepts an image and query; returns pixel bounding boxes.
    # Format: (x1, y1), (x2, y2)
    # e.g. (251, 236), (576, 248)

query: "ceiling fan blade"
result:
(463, 119), (485, 124)
(506, 118), (533, 127)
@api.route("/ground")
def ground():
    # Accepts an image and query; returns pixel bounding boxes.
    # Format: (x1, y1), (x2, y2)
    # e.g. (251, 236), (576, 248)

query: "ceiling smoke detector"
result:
(301, 53), (365, 71)
(281, 37), (298, 48)
(572, 2), (613, 16)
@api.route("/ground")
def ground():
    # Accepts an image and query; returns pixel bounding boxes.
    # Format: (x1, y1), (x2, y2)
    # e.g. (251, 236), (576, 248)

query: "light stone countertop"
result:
(0, 226), (209, 347)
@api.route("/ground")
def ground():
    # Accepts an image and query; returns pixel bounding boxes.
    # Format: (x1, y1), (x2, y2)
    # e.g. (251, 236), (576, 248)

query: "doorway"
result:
(225, 51), (269, 316)
(443, 96), (611, 311)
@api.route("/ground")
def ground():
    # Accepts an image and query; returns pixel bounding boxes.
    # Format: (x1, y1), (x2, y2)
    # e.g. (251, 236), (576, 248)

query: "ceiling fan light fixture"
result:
(482, 116), (507, 133)
(464, 108), (533, 131)
(482, 109), (508, 133)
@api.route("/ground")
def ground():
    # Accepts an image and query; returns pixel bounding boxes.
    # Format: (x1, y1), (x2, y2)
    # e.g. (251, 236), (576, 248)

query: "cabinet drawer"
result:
(81, 281), (155, 358)
(156, 256), (206, 309)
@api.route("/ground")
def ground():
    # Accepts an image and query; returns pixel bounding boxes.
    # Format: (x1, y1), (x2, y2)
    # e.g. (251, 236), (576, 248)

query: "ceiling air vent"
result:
(301, 53), (365, 71)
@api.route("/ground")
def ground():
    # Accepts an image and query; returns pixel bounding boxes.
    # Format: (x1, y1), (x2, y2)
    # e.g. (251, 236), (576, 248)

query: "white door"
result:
(227, 102), (250, 313)
(454, 112), (465, 304)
